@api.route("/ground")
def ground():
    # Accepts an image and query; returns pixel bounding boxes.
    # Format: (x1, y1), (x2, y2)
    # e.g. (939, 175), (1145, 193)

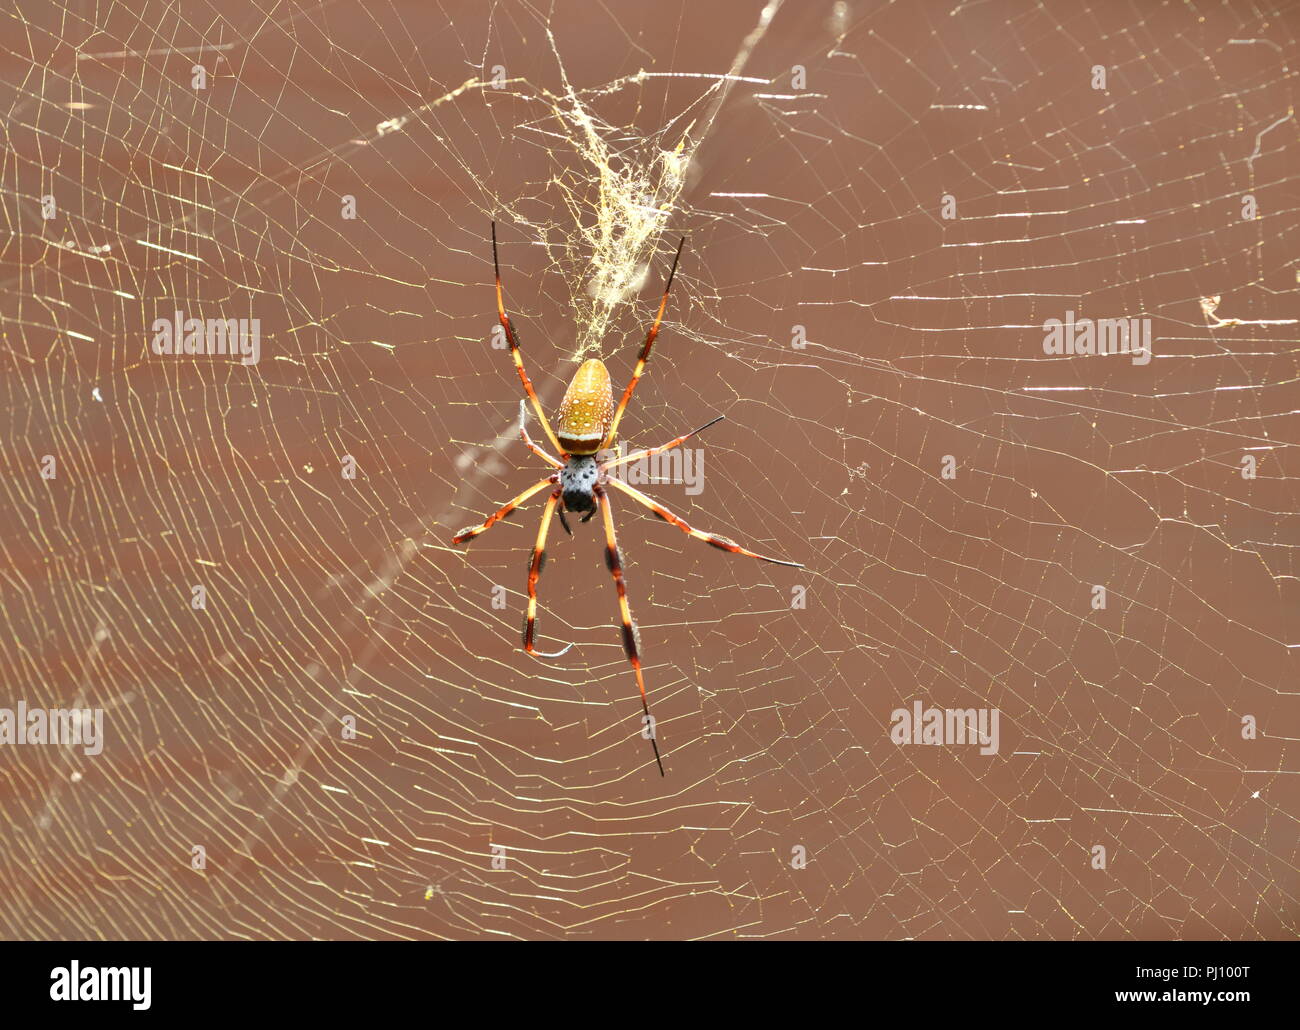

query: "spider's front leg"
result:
(606, 477), (803, 568)
(452, 476), (558, 545)
(522, 488), (573, 659)
(594, 484), (665, 776)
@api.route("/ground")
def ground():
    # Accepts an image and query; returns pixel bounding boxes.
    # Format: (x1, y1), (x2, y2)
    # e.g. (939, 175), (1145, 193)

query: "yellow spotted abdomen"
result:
(555, 358), (613, 455)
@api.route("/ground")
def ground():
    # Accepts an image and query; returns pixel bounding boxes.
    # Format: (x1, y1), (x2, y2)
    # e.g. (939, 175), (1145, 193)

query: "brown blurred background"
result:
(0, 0), (1296, 939)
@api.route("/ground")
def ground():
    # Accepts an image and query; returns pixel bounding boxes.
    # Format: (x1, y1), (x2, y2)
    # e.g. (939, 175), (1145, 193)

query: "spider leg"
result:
(452, 476), (557, 545)
(556, 504), (573, 537)
(493, 222), (564, 455)
(602, 236), (686, 449)
(523, 489), (573, 659)
(600, 414), (725, 472)
(594, 485), (665, 776)
(519, 400), (564, 469)
(605, 477), (803, 568)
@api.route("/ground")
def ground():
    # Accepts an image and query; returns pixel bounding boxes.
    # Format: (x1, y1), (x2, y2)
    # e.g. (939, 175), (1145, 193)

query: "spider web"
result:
(1, 0), (1297, 940)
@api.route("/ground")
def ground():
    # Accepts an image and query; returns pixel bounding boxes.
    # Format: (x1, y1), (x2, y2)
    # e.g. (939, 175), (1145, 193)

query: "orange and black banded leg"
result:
(519, 400), (564, 469)
(595, 485), (665, 776)
(523, 489), (572, 659)
(493, 222), (564, 455)
(452, 477), (557, 544)
(600, 414), (724, 473)
(606, 478), (803, 568)
(603, 236), (686, 448)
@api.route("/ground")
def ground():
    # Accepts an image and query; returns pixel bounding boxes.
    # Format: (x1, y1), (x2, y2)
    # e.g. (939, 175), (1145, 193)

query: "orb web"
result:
(0, 0), (1296, 939)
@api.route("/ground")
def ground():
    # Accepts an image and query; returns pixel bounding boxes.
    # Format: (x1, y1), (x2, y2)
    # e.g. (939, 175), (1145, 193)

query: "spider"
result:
(453, 223), (803, 776)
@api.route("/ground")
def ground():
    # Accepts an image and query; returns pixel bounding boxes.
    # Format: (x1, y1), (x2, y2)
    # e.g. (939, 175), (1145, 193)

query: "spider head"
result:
(560, 454), (599, 515)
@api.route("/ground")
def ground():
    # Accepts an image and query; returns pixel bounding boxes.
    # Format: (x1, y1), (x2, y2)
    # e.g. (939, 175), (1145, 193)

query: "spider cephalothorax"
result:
(452, 223), (803, 776)
(559, 454), (600, 518)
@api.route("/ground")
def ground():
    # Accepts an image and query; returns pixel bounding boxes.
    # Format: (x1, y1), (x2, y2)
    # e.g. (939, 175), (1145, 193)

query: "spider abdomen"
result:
(555, 358), (613, 456)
